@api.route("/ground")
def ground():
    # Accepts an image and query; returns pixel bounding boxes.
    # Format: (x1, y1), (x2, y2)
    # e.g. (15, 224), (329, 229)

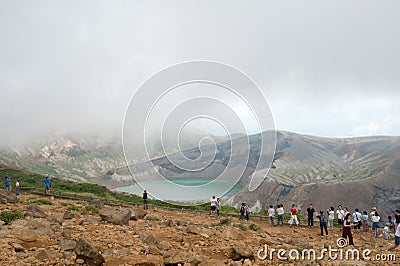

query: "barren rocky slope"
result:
(0, 193), (399, 266)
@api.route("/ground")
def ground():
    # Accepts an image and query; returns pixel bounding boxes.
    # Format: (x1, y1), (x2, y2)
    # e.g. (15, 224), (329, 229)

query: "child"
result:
(372, 211), (381, 238)
(289, 204), (299, 226)
(317, 210), (328, 236)
(362, 211), (369, 234)
(383, 225), (390, 240)
(268, 205), (275, 226)
(327, 207), (335, 229)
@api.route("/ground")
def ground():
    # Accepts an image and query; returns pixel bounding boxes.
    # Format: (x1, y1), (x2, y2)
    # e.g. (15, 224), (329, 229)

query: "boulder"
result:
(16, 229), (38, 242)
(99, 208), (131, 225)
(228, 244), (254, 261)
(163, 249), (188, 265)
(0, 190), (18, 203)
(143, 232), (157, 245)
(12, 243), (25, 252)
(35, 248), (51, 260)
(131, 209), (147, 221)
(59, 239), (76, 251)
(222, 228), (244, 240)
(89, 199), (103, 209)
(74, 238), (105, 266)
(25, 204), (46, 218)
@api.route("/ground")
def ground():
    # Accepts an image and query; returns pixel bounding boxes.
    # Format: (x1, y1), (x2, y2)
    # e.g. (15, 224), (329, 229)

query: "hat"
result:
(371, 207), (377, 211)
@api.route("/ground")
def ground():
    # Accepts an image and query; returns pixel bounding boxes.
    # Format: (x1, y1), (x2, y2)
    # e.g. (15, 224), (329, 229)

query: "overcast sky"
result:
(1, 0), (399, 145)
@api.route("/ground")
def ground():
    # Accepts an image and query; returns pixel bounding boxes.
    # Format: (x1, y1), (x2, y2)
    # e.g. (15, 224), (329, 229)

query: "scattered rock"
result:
(228, 244), (254, 261)
(222, 228), (244, 240)
(25, 204), (46, 218)
(63, 210), (74, 220)
(143, 232), (157, 245)
(89, 199), (103, 209)
(163, 249), (188, 265)
(59, 239), (76, 251)
(0, 190), (18, 203)
(35, 248), (50, 260)
(74, 238), (105, 266)
(198, 259), (226, 266)
(12, 243), (25, 252)
(157, 240), (172, 250)
(100, 208), (131, 225)
(16, 230), (38, 242)
(131, 209), (147, 221)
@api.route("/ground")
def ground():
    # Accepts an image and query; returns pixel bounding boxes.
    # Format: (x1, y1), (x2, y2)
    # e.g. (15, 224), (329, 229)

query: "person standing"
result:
(342, 213), (355, 246)
(44, 175), (51, 194)
(216, 198), (221, 217)
(395, 210), (400, 229)
(277, 204), (284, 226)
(327, 207), (335, 229)
(210, 196), (217, 216)
(244, 203), (250, 221)
(4, 176), (11, 192)
(362, 211), (369, 234)
(307, 204), (315, 228)
(268, 205), (275, 226)
(289, 204), (299, 226)
(15, 179), (20, 196)
(239, 202), (245, 220)
(372, 211), (381, 238)
(337, 205), (344, 229)
(388, 223), (400, 251)
(317, 210), (329, 236)
(142, 190), (148, 209)
(353, 208), (362, 233)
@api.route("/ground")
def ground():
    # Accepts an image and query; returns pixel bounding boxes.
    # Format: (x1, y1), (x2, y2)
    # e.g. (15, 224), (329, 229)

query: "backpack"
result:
(240, 205), (245, 214)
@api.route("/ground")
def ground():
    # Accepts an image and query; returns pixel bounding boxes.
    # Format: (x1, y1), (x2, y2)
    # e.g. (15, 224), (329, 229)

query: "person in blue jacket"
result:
(4, 176), (11, 192)
(44, 175), (51, 194)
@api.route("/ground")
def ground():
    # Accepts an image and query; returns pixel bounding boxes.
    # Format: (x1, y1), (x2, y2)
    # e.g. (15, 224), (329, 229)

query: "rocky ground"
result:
(0, 193), (399, 266)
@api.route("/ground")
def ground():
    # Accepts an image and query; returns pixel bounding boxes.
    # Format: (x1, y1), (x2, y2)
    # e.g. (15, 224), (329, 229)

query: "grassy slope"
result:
(0, 164), (239, 213)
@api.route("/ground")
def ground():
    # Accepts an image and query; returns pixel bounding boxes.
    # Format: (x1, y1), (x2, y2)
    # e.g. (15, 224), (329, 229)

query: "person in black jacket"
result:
(142, 190), (148, 210)
(307, 204), (315, 228)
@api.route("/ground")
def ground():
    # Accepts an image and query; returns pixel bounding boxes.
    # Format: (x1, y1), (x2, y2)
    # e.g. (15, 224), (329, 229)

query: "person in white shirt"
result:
(371, 211), (381, 238)
(15, 180), (20, 196)
(268, 205), (275, 226)
(327, 207), (335, 229)
(277, 204), (284, 226)
(352, 208), (362, 233)
(336, 205), (344, 228)
(389, 223), (400, 250)
(210, 196), (217, 216)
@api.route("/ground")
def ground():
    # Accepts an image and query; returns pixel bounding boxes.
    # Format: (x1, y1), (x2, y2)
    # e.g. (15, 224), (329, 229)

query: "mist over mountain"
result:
(1, 130), (399, 217)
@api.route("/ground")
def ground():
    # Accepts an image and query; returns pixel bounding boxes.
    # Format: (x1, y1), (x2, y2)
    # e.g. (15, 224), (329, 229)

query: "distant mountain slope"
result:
(1, 131), (399, 216)
(231, 131), (400, 216)
(0, 135), (125, 186)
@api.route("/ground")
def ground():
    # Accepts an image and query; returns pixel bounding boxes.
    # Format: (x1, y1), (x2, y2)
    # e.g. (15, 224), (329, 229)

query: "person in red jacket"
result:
(289, 204), (299, 226)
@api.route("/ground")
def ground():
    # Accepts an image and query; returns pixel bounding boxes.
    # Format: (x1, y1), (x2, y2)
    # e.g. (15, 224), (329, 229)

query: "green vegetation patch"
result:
(0, 211), (24, 224)
(249, 223), (261, 231)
